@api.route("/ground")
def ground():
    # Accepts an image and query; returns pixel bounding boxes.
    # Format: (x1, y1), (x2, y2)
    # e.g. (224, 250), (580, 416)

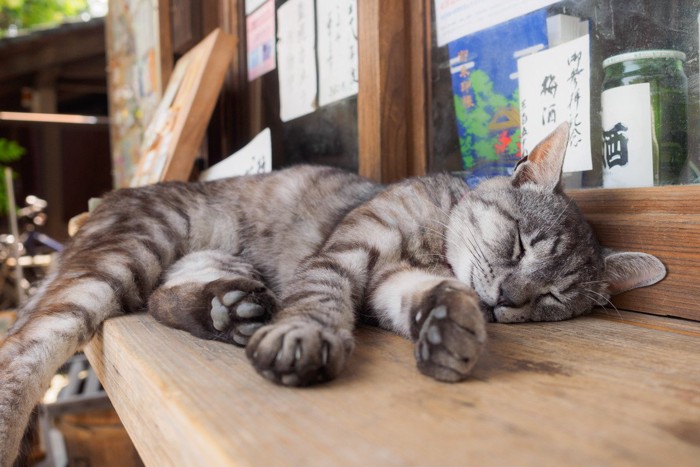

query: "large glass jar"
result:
(601, 50), (688, 187)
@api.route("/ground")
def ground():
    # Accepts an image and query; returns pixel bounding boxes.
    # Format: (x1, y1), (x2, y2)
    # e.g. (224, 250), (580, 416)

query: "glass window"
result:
(428, 0), (700, 188)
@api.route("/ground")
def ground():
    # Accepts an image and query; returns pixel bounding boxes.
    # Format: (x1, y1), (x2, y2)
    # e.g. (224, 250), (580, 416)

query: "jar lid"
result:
(603, 50), (686, 68)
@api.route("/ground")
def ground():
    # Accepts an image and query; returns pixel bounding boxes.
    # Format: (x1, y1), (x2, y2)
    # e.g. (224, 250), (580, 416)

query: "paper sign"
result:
(200, 128), (272, 181)
(247, 0), (276, 81)
(277, 0), (318, 122)
(316, 0), (359, 106)
(517, 34), (592, 173)
(601, 84), (654, 188)
(434, 0), (558, 47)
(246, 0), (267, 15)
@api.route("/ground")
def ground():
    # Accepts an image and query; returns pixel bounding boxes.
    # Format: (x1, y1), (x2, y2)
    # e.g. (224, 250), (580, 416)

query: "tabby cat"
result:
(0, 123), (665, 464)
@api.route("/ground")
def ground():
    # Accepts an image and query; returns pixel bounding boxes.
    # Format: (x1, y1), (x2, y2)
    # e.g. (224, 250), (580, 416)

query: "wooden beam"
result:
(0, 20), (105, 82)
(406, 0), (428, 177)
(569, 185), (700, 322)
(358, 0), (409, 183)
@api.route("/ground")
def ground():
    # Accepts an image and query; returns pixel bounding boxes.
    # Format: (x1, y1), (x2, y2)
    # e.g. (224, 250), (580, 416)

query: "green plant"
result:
(0, 138), (25, 215)
(0, 0), (90, 37)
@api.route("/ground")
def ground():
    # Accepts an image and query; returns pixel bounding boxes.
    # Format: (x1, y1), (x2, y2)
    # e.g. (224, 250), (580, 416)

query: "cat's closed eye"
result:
(512, 225), (526, 262)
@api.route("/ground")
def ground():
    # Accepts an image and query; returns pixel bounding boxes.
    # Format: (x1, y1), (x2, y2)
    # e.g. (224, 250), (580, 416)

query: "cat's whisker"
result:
(581, 288), (621, 319)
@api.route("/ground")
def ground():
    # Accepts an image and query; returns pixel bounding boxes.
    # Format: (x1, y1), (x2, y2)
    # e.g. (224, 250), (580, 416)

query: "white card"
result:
(601, 83), (654, 188)
(277, 0), (318, 122)
(518, 34), (592, 173)
(200, 128), (272, 181)
(316, 0), (359, 106)
(433, 0), (558, 47)
(246, 0), (267, 15)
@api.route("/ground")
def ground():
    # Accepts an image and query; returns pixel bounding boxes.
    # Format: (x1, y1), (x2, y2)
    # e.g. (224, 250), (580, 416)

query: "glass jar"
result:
(602, 50), (688, 186)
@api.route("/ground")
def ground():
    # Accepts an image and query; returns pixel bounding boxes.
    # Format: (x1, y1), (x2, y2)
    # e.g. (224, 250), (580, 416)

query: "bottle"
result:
(601, 50), (688, 187)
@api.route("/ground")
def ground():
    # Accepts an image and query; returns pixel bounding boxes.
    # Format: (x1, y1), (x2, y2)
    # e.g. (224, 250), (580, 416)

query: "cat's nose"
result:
(497, 280), (528, 308)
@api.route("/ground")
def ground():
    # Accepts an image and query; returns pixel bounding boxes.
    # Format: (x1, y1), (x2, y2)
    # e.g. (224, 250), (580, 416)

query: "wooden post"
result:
(358, 0), (409, 183)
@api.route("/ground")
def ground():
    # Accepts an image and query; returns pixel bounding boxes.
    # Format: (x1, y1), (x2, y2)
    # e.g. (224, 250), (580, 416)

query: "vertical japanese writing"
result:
(540, 74), (558, 125)
(317, 0), (359, 106)
(520, 99), (528, 157)
(457, 50), (474, 108)
(517, 34), (591, 172)
(567, 50), (584, 147)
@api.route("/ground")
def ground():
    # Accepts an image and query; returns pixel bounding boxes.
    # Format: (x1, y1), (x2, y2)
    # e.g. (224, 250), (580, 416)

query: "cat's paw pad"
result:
(207, 280), (276, 346)
(246, 319), (353, 386)
(411, 281), (487, 382)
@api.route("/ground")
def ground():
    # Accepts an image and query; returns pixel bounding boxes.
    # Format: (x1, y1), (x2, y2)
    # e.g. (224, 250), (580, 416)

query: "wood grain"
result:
(85, 311), (700, 466)
(358, 0), (409, 183)
(569, 185), (700, 321)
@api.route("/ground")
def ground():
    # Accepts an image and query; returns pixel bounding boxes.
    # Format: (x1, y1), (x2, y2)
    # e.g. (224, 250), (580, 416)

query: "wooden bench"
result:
(84, 310), (700, 466)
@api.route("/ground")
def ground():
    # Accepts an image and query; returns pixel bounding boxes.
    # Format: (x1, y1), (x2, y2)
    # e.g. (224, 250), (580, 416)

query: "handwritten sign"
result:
(316, 0), (359, 106)
(247, 0), (276, 81)
(433, 0), (558, 47)
(517, 34), (592, 173)
(277, 0), (318, 122)
(200, 128), (272, 181)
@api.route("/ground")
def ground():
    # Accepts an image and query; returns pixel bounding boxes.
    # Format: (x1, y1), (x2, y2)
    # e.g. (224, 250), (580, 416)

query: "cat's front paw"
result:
(411, 281), (487, 382)
(246, 318), (354, 386)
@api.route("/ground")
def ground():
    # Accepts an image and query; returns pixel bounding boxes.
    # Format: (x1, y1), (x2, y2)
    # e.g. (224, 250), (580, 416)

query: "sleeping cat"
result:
(0, 123), (665, 463)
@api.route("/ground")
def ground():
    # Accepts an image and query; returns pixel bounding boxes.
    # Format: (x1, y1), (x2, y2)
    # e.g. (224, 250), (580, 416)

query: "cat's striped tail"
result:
(0, 181), (201, 465)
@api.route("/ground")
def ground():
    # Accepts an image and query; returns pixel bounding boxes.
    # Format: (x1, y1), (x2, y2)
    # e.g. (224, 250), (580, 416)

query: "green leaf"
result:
(0, 138), (25, 163)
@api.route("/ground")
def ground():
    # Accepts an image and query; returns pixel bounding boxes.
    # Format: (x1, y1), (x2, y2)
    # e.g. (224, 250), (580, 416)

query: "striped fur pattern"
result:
(0, 124), (665, 464)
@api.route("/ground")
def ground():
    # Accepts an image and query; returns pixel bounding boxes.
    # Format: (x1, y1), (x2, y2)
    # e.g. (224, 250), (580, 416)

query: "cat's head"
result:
(446, 122), (666, 323)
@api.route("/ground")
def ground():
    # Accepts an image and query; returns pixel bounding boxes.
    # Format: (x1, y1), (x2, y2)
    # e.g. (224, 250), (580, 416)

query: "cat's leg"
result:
(148, 250), (276, 346)
(369, 266), (487, 382)
(245, 249), (368, 386)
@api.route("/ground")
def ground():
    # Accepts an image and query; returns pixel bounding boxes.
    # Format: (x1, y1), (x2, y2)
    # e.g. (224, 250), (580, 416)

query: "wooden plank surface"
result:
(569, 185), (700, 322)
(84, 311), (700, 466)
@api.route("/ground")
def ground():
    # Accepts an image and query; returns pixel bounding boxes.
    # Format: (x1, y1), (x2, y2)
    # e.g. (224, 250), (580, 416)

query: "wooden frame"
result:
(131, 28), (236, 186)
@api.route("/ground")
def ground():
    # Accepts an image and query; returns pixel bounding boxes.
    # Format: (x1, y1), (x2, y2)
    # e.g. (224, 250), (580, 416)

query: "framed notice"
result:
(130, 28), (236, 187)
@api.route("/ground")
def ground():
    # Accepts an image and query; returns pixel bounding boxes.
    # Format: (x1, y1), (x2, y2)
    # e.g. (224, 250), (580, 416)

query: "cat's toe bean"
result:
(211, 302), (230, 331)
(232, 334), (248, 346)
(431, 305), (447, 319)
(236, 301), (265, 319)
(237, 322), (263, 336)
(223, 290), (246, 306)
(427, 325), (442, 344)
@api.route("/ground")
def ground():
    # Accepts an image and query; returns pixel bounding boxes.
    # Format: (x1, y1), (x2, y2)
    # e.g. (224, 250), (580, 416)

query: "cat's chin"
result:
(492, 305), (531, 323)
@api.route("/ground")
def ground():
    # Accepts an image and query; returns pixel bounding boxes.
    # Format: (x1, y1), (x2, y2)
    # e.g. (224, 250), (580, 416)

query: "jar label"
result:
(601, 83), (654, 188)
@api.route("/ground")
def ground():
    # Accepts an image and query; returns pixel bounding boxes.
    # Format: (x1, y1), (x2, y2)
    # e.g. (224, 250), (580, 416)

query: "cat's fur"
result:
(0, 123), (665, 464)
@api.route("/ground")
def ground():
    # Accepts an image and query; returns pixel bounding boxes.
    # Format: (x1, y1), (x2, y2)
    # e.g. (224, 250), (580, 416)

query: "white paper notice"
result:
(200, 128), (272, 181)
(434, 0), (558, 47)
(246, 0), (267, 15)
(316, 0), (359, 106)
(518, 35), (592, 173)
(601, 84), (654, 188)
(277, 0), (318, 122)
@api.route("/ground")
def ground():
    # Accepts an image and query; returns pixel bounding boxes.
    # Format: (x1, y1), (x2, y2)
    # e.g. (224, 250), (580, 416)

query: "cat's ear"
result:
(601, 249), (667, 295)
(512, 122), (570, 191)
